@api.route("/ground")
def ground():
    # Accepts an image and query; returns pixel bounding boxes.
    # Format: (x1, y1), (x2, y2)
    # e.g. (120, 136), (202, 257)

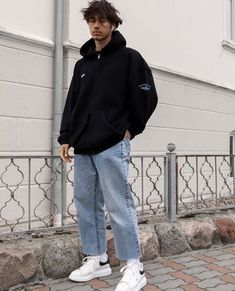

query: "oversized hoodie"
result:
(58, 31), (158, 154)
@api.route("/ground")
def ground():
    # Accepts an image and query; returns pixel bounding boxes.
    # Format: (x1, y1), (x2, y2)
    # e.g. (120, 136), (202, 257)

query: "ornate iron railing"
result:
(0, 149), (235, 235)
(177, 154), (235, 213)
(0, 155), (166, 235)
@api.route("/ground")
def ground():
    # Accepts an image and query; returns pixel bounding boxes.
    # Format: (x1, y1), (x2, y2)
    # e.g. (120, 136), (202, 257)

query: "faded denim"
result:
(73, 138), (141, 260)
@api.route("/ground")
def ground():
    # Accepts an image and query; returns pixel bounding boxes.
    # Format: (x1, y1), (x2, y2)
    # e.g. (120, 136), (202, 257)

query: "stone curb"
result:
(1, 211), (235, 290)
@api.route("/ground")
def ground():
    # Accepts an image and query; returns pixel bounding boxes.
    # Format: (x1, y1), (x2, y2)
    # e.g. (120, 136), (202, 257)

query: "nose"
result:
(94, 20), (101, 28)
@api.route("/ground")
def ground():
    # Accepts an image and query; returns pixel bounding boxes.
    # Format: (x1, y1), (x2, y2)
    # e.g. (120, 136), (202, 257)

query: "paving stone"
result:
(103, 271), (120, 279)
(143, 261), (166, 270)
(87, 278), (110, 289)
(145, 272), (153, 278)
(173, 256), (198, 264)
(147, 267), (175, 276)
(15, 244), (235, 291)
(196, 278), (225, 288)
(99, 288), (115, 291)
(182, 260), (207, 268)
(183, 266), (208, 275)
(104, 276), (121, 286)
(194, 270), (220, 280)
(162, 260), (185, 270)
(70, 286), (94, 291)
(214, 253), (234, 260)
(193, 254), (218, 263)
(69, 287), (94, 291)
(143, 285), (161, 291)
(229, 272), (235, 277)
(170, 271), (198, 283)
(207, 264), (231, 274)
(205, 249), (225, 257)
(215, 259), (235, 267)
(219, 273), (235, 284)
(50, 281), (84, 291)
(30, 288), (50, 291)
(224, 248), (235, 256)
(147, 274), (174, 284)
(157, 279), (187, 289)
(207, 283), (235, 291)
(183, 285), (204, 291)
(226, 264), (235, 271)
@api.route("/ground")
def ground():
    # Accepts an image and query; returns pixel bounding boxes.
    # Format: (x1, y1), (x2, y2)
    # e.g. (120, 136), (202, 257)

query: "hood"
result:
(80, 30), (126, 58)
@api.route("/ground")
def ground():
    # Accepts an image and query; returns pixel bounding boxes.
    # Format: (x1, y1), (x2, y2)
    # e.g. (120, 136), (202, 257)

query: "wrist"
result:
(124, 129), (131, 139)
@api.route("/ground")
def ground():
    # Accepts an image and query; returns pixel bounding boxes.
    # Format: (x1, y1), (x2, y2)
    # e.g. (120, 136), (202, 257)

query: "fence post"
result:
(230, 131), (235, 203)
(166, 143), (177, 222)
(52, 157), (63, 226)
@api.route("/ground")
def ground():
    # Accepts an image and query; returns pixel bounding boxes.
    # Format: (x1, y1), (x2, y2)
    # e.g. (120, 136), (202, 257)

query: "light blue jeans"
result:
(73, 138), (141, 260)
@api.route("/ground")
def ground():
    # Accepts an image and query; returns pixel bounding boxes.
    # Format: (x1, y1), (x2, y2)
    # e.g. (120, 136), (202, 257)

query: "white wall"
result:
(0, 0), (54, 40)
(0, 37), (53, 155)
(0, 0), (235, 156)
(132, 69), (235, 154)
(0, 0), (54, 155)
(69, 0), (235, 90)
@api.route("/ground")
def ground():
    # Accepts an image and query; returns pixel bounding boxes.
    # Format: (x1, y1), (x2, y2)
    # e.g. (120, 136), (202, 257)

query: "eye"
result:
(100, 18), (107, 23)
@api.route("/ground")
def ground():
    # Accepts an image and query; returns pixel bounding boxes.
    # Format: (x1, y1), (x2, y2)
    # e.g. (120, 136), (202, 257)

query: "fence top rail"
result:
(1, 154), (234, 159)
(177, 154), (235, 158)
(131, 154), (166, 158)
(0, 154), (166, 159)
(0, 155), (61, 159)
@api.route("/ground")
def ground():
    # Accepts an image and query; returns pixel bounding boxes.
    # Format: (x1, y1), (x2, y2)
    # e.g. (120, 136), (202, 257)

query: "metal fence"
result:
(177, 154), (235, 213)
(0, 144), (235, 236)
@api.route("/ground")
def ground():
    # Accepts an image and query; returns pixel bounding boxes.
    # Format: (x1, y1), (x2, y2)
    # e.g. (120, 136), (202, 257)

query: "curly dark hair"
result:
(81, 0), (123, 28)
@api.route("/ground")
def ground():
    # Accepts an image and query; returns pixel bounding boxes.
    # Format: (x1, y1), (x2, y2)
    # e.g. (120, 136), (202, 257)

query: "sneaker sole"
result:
(136, 276), (147, 291)
(69, 267), (112, 282)
(115, 275), (147, 291)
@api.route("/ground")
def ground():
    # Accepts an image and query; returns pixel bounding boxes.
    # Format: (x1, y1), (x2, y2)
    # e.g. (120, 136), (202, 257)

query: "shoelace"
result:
(119, 264), (140, 283)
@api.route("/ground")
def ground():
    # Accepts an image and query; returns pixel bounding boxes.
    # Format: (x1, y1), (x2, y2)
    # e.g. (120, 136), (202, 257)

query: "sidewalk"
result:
(45, 244), (235, 291)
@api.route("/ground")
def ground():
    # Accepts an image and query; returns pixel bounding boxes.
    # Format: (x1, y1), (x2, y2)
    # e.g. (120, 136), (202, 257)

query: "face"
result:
(88, 15), (113, 42)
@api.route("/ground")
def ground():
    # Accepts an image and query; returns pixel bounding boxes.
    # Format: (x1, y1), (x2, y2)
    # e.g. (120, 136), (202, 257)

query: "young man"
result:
(58, 1), (158, 290)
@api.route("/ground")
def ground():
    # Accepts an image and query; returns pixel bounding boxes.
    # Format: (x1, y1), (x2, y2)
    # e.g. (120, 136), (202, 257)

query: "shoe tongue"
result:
(127, 262), (139, 269)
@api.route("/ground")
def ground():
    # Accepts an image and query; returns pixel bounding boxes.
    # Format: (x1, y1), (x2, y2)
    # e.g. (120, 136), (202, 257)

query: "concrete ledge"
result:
(1, 210), (235, 290)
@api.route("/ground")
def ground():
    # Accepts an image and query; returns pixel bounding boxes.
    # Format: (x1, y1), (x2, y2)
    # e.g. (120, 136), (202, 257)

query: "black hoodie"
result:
(58, 31), (158, 154)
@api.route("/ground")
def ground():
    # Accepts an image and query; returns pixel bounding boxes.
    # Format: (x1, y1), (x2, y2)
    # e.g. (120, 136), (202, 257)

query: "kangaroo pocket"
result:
(82, 111), (123, 149)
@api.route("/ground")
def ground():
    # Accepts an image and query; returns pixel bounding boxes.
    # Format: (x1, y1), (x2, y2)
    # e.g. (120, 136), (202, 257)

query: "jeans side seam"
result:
(94, 178), (100, 255)
(120, 141), (141, 257)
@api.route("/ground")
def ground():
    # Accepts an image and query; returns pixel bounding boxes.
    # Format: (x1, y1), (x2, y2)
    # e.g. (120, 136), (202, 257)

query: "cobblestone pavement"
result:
(45, 244), (235, 291)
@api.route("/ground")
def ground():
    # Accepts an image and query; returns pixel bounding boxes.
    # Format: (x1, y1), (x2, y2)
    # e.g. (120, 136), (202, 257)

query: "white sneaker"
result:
(115, 263), (147, 291)
(69, 256), (112, 282)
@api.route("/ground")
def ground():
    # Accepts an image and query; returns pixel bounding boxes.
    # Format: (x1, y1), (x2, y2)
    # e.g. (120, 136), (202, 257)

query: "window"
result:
(222, 0), (235, 51)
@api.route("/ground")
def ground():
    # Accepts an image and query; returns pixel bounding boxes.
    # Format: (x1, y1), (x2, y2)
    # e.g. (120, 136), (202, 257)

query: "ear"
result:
(111, 25), (116, 32)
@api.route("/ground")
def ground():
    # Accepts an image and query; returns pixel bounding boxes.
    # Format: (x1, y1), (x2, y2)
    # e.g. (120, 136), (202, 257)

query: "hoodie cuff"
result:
(57, 135), (69, 145)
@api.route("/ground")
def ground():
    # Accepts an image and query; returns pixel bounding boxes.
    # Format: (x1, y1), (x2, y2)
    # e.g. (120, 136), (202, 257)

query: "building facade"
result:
(0, 0), (235, 156)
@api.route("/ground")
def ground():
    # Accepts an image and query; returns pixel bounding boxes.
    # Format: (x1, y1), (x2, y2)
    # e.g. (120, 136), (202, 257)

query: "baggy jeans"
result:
(73, 138), (141, 260)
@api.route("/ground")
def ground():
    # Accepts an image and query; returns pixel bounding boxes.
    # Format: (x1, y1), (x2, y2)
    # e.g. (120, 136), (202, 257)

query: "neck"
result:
(95, 34), (112, 51)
